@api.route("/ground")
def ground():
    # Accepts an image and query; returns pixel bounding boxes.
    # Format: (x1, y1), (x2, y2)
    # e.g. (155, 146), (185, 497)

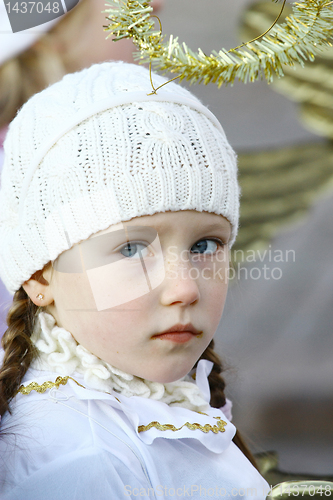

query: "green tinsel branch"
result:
(105, 0), (333, 86)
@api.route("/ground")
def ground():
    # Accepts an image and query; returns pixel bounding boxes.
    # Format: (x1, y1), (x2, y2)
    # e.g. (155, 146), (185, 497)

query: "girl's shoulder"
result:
(0, 368), (152, 498)
(2, 366), (132, 445)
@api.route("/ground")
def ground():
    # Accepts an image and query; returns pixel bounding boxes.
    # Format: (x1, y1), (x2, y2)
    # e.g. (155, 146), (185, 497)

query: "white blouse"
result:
(0, 313), (269, 499)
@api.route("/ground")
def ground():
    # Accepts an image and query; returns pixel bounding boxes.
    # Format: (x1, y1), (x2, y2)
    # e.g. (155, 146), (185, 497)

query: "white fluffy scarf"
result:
(30, 312), (210, 412)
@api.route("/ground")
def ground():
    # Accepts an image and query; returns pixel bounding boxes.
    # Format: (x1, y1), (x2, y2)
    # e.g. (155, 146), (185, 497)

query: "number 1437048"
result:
(5, 2), (60, 14)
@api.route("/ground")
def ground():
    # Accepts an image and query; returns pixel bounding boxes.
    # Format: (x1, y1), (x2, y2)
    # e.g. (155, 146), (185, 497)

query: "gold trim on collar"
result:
(17, 376), (85, 395)
(17, 378), (226, 437)
(138, 416), (227, 435)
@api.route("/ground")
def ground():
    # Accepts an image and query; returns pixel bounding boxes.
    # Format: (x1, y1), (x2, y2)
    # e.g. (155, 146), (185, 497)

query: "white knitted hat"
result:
(0, 61), (239, 294)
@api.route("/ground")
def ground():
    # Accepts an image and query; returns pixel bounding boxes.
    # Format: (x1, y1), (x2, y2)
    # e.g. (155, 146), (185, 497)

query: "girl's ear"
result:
(22, 267), (54, 307)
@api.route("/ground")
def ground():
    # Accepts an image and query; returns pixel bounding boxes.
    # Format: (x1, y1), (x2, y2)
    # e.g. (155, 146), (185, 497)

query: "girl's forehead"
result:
(90, 211), (231, 239)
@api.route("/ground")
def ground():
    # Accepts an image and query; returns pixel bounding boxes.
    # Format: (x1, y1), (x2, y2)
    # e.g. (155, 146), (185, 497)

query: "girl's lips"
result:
(155, 322), (202, 336)
(152, 323), (203, 343)
(153, 331), (197, 344)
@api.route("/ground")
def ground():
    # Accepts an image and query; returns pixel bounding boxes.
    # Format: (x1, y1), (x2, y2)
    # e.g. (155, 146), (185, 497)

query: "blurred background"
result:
(1, 0), (332, 477)
(158, 0), (333, 476)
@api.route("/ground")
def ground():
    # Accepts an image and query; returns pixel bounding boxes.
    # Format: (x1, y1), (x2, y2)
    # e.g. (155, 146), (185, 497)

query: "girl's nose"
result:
(159, 257), (201, 307)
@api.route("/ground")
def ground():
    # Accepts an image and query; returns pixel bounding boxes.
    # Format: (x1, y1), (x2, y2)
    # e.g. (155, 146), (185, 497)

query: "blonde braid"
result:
(0, 287), (39, 419)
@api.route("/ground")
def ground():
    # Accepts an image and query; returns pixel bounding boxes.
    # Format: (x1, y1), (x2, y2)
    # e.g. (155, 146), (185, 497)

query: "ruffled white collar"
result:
(31, 312), (211, 412)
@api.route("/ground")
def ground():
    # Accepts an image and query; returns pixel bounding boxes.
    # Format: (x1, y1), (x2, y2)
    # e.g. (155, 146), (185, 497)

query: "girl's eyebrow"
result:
(198, 222), (230, 232)
(129, 221), (231, 236)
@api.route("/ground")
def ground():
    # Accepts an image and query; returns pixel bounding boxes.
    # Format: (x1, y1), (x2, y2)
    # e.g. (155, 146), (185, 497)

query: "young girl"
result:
(0, 61), (269, 499)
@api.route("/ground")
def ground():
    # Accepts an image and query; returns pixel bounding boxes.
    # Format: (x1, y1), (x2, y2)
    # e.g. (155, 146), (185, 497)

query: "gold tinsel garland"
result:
(105, 0), (333, 87)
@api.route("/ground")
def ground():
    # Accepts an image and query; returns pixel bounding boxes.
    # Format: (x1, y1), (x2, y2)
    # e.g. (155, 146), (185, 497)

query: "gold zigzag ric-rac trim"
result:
(17, 378), (227, 436)
(17, 376), (85, 395)
(18, 378), (227, 435)
(138, 416), (227, 434)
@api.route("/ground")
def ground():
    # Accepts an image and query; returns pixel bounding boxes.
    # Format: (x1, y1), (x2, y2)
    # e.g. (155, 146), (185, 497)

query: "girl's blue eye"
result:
(191, 239), (223, 254)
(120, 242), (148, 258)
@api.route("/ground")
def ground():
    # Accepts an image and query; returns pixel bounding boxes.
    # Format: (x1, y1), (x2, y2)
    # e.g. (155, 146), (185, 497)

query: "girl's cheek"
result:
(53, 271), (97, 313)
(194, 256), (230, 286)
(207, 291), (228, 330)
(84, 258), (163, 311)
(199, 263), (229, 320)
